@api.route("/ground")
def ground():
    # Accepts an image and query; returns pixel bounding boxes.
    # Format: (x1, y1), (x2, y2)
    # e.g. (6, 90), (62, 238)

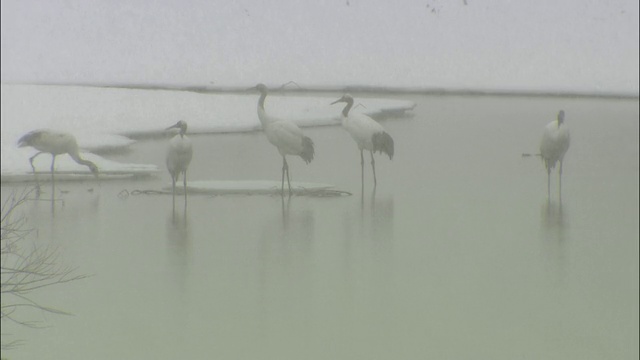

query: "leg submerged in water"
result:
(370, 151), (377, 187)
(50, 155), (57, 184)
(559, 160), (564, 201)
(171, 174), (177, 211)
(285, 158), (292, 196)
(183, 171), (188, 206)
(360, 149), (365, 191)
(281, 156), (287, 196)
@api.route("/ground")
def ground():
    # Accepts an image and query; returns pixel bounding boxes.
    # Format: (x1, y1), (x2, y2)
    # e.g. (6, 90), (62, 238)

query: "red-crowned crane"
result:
(166, 120), (193, 208)
(540, 110), (570, 199)
(331, 94), (394, 189)
(249, 83), (314, 196)
(17, 130), (99, 181)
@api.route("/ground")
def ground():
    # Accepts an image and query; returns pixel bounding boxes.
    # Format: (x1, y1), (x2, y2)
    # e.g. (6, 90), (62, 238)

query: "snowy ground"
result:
(0, 84), (415, 181)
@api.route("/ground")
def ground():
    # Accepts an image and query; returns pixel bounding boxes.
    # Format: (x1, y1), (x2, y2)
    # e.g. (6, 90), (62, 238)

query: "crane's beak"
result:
(330, 98), (343, 105)
(246, 85), (258, 91)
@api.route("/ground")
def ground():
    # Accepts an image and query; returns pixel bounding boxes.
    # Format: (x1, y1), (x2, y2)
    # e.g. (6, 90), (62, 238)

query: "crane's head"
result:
(166, 120), (188, 135)
(247, 83), (268, 94)
(87, 162), (99, 177)
(330, 94), (354, 105)
(557, 110), (565, 126)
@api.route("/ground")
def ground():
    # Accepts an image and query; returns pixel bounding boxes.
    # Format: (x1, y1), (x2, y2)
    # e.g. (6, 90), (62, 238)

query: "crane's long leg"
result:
(370, 151), (377, 187)
(171, 174), (176, 211)
(183, 171), (188, 206)
(29, 152), (44, 173)
(559, 160), (563, 201)
(50, 179), (55, 215)
(285, 157), (292, 196)
(281, 194), (286, 226)
(50, 155), (56, 184)
(29, 151), (44, 195)
(360, 150), (364, 191)
(281, 156), (286, 196)
(546, 166), (551, 199)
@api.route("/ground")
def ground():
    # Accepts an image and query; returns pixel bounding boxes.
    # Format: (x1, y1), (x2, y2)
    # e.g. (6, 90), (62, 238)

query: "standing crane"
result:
(249, 83), (314, 196)
(540, 110), (570, 198)
(166, 120), (193, 208)
(331, 94), (394, 189)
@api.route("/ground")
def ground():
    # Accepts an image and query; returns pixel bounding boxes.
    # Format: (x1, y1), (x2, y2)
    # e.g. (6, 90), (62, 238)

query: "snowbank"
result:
(1, 84), (415, 180)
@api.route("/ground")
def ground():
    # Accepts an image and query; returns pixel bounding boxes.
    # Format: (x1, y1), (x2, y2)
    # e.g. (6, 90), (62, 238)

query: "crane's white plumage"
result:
(331, 94), (394, 188)
(166, 120), (193, 207)
(17, 130), (99, 179)
(540, 110), (570, 197)
(251, 83), (314, 195)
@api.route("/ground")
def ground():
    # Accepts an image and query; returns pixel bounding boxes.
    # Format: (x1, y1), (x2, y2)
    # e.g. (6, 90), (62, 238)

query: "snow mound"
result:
(1, 84), (415, 179)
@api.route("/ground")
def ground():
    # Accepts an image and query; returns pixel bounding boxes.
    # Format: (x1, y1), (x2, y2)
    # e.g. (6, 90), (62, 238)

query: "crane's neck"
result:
(341, 98), (354, 117)
(557, 111), (565, 127)
(257, 91), (272, 126)
(76, 157), (96, 168)
(258, 91), (267, 111)
(69, 151), (97, 171)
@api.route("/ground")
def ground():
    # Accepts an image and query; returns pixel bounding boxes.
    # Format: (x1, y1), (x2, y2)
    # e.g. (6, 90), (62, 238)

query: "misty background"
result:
(1, 0), (638, 94)
(1, 1), (639, 359)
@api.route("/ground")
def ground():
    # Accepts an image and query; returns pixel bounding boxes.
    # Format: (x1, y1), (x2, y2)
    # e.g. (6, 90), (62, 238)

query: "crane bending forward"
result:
(18, 130), (99, 181)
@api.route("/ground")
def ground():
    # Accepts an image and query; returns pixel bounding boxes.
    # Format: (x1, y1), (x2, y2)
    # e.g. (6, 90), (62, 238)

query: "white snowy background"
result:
(1, 0), (638, 94)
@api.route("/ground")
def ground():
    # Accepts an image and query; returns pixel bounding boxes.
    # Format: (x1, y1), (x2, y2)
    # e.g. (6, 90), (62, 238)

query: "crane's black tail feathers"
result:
(300, 136), (315, 164)
(373, 131), (394, 160)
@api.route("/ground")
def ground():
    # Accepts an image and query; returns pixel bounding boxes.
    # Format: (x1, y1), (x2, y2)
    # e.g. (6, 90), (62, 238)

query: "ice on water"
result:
(1, 84), (414, 180)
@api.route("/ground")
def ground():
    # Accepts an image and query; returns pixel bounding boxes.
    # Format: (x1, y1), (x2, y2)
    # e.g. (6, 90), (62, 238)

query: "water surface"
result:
(2, 94), (638, 359)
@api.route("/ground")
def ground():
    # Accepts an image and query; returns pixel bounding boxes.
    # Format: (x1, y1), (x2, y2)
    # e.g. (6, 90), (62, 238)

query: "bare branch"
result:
(1, 189), (88, 348)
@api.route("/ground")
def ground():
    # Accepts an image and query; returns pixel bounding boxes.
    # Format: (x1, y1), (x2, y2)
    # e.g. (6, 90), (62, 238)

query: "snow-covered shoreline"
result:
(1, 84), (415, 181)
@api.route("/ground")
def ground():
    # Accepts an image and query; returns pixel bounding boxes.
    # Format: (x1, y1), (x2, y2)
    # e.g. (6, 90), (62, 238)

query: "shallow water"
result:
(2, 94), (638, 359)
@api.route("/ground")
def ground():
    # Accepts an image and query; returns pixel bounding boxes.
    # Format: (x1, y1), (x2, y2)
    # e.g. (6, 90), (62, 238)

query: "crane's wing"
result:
(166, 135), (193, 174)
(266, 120), (306, 156)
(343, 113), (385, 148)
(18, 129), (78, 154)
(540, 122), (570, 168)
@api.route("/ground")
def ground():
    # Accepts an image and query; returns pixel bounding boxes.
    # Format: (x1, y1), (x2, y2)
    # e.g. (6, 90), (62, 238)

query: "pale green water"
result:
(2, 94), (638, 359)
